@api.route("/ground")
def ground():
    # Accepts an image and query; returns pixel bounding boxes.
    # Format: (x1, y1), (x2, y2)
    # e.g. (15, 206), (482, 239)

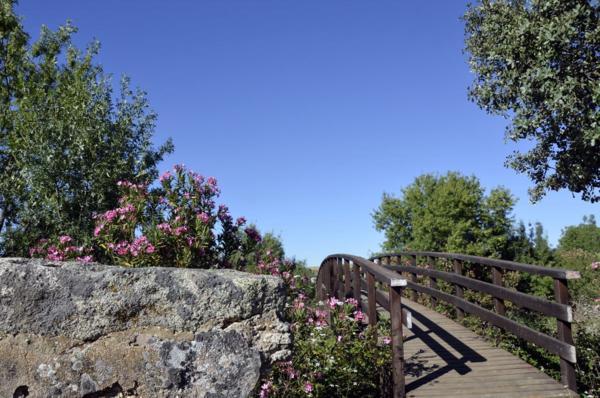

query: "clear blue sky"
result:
(18, 1), (598, 265)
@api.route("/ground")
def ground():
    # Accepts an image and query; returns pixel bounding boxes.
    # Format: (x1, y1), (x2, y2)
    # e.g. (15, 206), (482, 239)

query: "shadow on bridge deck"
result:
(400, 299), (577, 398)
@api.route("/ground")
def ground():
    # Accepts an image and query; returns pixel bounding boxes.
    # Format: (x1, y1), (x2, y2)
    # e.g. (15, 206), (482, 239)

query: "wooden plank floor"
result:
(397, 299), (577, 398)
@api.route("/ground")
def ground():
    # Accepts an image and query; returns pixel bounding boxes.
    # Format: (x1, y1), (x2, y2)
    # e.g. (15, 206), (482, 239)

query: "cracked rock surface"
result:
(0, 258), (291, 397)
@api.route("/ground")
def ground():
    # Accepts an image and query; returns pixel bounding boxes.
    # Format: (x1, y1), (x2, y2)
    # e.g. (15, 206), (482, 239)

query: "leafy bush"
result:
(258, 293), (392, 398)
(31, 165), (261, 269)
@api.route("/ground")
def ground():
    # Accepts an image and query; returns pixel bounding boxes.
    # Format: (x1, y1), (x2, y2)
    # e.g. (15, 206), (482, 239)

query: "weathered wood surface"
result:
(398, 298), (577, 398)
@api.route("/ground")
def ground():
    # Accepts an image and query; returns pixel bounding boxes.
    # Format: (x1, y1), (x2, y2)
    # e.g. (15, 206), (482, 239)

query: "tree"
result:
(558, 215), (600, 252)
(372, 172), (516, 257)
(0, 1), (173, 255)
(464, 0), (600, 202)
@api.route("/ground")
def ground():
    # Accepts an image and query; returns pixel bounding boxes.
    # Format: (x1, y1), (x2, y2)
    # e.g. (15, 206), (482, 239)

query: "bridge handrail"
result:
(371, 251), (581, 279)
(370, 251), (579, 393)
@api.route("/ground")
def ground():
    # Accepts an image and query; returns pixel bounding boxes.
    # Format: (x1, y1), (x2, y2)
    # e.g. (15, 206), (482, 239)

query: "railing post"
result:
(323, 260), (332, 298)
(367, 271), (377, 327)
(390, 285), (405, 398)
(409, 255), (418, 302)
(492, 266), (506, 316)
(452, 259), (465, 322)
(338, 258), (345, 297)
(428, 256), (438, 308)
(554, 278), (577, 392)
(332, 258), (339, 298)
(343, 258), (351, 298)
(352, 261), (361, 303)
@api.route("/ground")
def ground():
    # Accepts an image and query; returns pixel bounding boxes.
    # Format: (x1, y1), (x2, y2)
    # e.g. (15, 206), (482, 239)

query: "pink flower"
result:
(104, 210), (118, 222)
(353, 310), (366, 322)
(76, 255), (94, 263)
(236, 217), (246, 226)
(157, 223), (172, 233)
(174, 226), (189, 236)
(591, 262), (600, 270)
(159, 171), (173, 182)
(259, 381), (272, 398)
(383, 336), (392, 345)
(345, 298), (359, 307)
(146, 244), (156, 254)
(327, 297), (342, 309)
(174, 164), (185, 172)
(187, 237), (195, 247)
(197, 212), (210, 223)
(59, 235), (72, 245)
(304, 382), (313, 393)
(595, 298), (600, 303)
(337, 335), (342, 342)
(94, 224), (105, 237)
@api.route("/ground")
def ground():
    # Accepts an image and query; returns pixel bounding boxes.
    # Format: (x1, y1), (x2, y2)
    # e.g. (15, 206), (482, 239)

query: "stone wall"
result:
(0, 258), (291, 398)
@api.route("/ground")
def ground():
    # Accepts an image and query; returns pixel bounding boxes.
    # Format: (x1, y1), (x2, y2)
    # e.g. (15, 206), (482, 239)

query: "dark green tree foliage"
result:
(372, 172), (515, 257)
(464, 0), (600, 202)
(0, 1), (173, 255)
(558, 214), (600, 252)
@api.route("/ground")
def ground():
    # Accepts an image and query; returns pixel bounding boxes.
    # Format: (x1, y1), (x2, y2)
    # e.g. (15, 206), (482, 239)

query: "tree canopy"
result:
(558, 215), (600, 253)
(464, 0), (600, 202)
(0, 1), (173, 255)
(372, 172), (515, 257)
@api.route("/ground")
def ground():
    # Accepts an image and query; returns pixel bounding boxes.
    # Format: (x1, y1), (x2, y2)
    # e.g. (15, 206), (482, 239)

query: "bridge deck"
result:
(398, 298), (576, 398)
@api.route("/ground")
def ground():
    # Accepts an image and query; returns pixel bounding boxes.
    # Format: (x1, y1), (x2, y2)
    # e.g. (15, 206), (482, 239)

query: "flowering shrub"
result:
(31, 165), (262, 269)
(259, 293), (392, 397)
(30, 235), (94, 263)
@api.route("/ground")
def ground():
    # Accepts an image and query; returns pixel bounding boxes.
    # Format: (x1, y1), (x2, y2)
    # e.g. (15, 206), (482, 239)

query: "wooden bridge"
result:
(316, 252), (581, 398)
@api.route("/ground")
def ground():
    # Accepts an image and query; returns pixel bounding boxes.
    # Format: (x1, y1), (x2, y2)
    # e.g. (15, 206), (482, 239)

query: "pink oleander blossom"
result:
(159, 171), (173, 182)
(59, 235), (72, 244)
(328, 297), (342, 309)
(174, 226), (189, 236)
(353, 310), (366, 322)
(259, 381), (272, 398)
(197, 212), (210, 223)
(76, 255), (94, 263)
(345, 298), (359, 307)
(383, 336), (392, 345)
(157, 223), (172, 233)
(94, 224), (105, 237)
(304, 382), (313, 393)
(591, 262), (600, 270)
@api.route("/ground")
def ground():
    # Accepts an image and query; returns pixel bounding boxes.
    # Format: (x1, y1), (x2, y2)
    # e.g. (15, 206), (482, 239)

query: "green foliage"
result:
(31, 166), (262, 269)
(555, 249), (600, 302)
(573, 300), (600, 397)
(0, 1), (173, 255)
(464, 0), (600, 202)
(260, 297), (392, 398)
(558, 215), (600, 253)
(372, 172), (515, 257)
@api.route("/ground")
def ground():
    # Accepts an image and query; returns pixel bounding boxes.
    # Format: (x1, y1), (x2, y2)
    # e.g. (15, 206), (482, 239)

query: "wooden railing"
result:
(370, 252), (581, 393)
(316, 254), (409, 398)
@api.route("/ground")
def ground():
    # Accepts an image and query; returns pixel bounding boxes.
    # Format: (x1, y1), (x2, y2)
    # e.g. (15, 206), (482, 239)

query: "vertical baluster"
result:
(428, 256), (438, 308)
(492, 266), (506, 316)
(343, 258), (351, 298)
(332, 258), (339, 298)
(554, 278), (577, 392)
(367, 272), (377, 327)
(352, 261), (361, 304)
(409, 255), (418, 302)
(337, 258), (344, 297)
(390, 285), (405, 398)
(323, 260), (331, 299)
(453, 259), (465, 322)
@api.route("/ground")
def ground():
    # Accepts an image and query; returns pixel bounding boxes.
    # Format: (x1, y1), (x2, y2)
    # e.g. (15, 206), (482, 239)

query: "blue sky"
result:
(19, 1), (598, 265)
